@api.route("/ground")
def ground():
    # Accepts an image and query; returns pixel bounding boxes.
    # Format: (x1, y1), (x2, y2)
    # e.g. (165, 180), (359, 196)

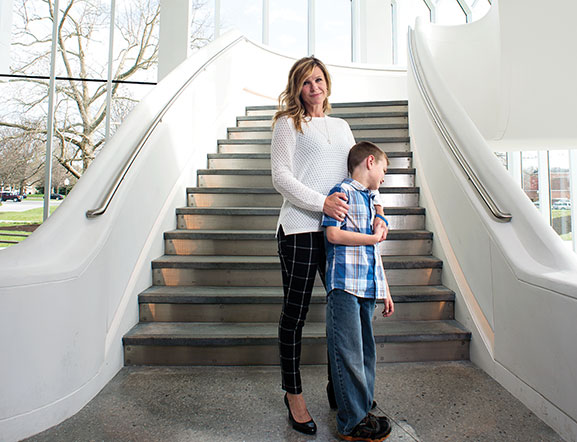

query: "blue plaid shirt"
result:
(322, 178), (387, 299)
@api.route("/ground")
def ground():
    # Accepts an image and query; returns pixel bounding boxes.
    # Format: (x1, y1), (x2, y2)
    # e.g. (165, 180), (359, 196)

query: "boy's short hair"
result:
(347, 141), (389, 175)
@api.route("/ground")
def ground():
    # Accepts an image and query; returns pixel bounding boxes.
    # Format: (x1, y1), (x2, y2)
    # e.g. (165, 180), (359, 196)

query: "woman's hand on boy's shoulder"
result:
(323, 191), (349, 221)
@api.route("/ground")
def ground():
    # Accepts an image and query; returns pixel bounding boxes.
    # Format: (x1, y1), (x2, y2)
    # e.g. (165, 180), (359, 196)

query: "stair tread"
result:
(139, 285), (455, 304)
(245, 101), (408, 111)
(187, 186), (419, 194)
(152, 254), (443, 269)
(177, 207), (280, 215)
(218, 137), (410, 144)
(238, 111), (408, 121)
(176, 206), (424, 215)
(197, 168), (415, 175)
(228, 123), (409, 132)
(207, 151), (413, 159)
(123, 320), (470, 345)
(164, 229), (432, 240)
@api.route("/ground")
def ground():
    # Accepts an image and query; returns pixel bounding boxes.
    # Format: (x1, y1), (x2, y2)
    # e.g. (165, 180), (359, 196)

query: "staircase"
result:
(123, 101), (471, 366)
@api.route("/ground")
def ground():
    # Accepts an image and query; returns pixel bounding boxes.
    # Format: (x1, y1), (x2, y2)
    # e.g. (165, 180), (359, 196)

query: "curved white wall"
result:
(409, 2), (577, 439)
(0, 32), (406, 441)
(418, 0), (577, 150)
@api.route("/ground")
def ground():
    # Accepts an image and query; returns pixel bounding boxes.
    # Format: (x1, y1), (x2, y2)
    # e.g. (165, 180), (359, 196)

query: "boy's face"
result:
(367, 156), (388, 190)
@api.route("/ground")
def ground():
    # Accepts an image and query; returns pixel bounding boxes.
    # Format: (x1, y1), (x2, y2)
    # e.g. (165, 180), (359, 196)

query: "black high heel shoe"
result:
(284, 394), (317, 435)
(327, 382), (378, 410)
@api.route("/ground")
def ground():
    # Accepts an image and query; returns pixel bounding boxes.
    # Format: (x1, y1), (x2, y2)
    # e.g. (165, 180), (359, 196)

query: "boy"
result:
(322, 141), (395, 442)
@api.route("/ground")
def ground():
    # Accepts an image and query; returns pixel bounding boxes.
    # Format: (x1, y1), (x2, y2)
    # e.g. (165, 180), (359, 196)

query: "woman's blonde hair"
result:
(272, 57), (332, 133)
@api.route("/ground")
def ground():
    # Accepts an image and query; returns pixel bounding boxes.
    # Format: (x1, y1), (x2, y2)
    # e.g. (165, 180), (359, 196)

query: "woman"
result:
(271, 57), (386, 435)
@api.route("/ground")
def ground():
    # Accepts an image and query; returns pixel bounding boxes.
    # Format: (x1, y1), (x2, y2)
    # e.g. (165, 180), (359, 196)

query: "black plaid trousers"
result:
(277, 226), (327, 394)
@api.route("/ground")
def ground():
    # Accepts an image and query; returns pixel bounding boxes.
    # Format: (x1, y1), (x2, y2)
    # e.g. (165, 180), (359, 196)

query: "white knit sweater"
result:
(271, 115), (356, 235)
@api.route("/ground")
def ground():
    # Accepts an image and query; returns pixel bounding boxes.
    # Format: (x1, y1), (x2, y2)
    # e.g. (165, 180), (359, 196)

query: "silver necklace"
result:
(310, 116), (331, 144)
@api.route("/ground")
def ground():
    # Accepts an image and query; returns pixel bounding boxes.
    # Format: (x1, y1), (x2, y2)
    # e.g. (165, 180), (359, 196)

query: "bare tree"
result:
(1, 0), (212, 183)
(0, 0), (161, 179)
(0, 124), (44, 192)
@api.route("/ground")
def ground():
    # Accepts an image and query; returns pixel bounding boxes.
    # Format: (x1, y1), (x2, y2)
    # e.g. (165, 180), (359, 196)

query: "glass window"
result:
(0, 81), (50, 191)
(190, 0), (214, 51)
(108, 0), (160, 136)
(1, 0), (161, 186)
(0, 0), (11, 75)
(114, 1), (159, 83)
(315, 0), (351, 63)
(220, 0), (261, 43)
(465, 0), (491, 21)
(435, 0), (467, 25)
(395, 0), (431, 66)
(494, 152), (507, 168)
(521, 151), (539, 205)
(269, 0), (307, 58)
(550, 150), (572, 243)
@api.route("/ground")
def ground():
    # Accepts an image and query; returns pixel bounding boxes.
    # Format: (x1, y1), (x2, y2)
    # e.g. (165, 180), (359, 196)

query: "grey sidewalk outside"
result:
(24, 361), (562, 442)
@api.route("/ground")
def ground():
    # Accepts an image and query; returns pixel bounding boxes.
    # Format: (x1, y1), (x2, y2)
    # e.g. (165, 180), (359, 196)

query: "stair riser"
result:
(378, 193), (420, 207)
(124, 340), (468, 366)
(227, 128), (409, 140)
(187, 192), (419, 208)
(245, 105), (408, 117)
(237, 115), (408, 127)
(164, 238), (432, 256)
(208, 156), (412, 169)
(197, 174), (414, 188)
(218, 141), (410, 153)
(189, 193), (280, 207)
(139, 301), (454, 322)
(176, 214), (425, 230)
(152, 268), (442, 287)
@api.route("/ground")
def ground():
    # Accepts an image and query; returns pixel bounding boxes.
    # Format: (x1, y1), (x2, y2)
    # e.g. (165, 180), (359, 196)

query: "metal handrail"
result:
(86, 36), (247, 218)
(407, 29), (512, 222)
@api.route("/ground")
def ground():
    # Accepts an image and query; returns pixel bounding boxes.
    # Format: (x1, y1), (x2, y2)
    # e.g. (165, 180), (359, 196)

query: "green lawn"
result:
(0, 206), (58, 223)
(552, 209), (571, 219)
(0, 232), (31, 244)
(561, 232), (573, 241)
(0, 206), (58, 247)
(26, 194), (44, 200)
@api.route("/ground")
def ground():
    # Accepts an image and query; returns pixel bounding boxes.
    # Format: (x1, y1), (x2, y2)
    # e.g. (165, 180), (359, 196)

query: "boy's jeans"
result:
(326, 288), (377, 435)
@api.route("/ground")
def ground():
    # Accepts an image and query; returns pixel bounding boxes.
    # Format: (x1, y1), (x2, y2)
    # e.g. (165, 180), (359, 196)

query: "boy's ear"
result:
(366, 155), (375, 169)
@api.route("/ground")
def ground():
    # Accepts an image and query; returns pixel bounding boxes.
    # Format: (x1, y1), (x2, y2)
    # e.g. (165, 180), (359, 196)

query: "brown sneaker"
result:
(338, 413), (392, 441)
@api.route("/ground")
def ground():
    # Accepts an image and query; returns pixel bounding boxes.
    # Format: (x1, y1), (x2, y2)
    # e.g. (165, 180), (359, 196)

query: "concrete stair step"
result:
(245, 101), (408, 117)
(138, 285), (455, 323)
(186, 186), (420, 208)
(197, 168), (415, 188)
(176, 206), (425, 230)
(217, 137), (411, 153)
(151, 255), (443, 287)
(237, 111), (408, 127)
(207, 151), (412, 169)
(139, 284), (454, 303)
(227, 124), (409, 140)
(187, 187), (282, 207)
(163, 229), (432, 256)
(123, 319), (470, 365)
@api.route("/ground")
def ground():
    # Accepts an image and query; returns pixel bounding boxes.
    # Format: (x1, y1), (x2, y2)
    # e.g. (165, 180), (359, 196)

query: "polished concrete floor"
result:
(25, 362), (563, 442)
